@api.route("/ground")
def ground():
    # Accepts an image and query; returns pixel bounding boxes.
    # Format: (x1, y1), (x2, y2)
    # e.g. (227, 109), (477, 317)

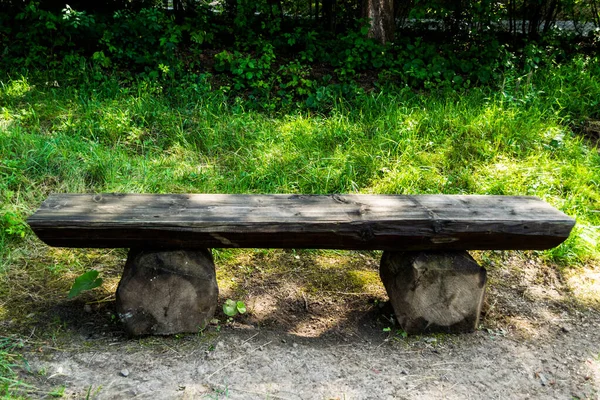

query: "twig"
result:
(87, 296), (115, 304)
(429, 361), (463, 367)
(162, 343), (181, 357)
(241, 332), (260, 345)
(302, 292), (309, 311)
(206, 341), (272, 380)
(321, 290), (372, 296)
(405, 376), (438, 393)
(87, 352), (98, 366)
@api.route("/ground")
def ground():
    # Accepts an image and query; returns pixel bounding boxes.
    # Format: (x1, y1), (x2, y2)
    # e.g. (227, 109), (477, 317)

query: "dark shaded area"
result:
(0, 0), (598, 109)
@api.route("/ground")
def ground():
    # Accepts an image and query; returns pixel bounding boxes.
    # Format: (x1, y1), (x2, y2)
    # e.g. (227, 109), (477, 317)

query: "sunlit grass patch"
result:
(215, 249), (382, 296)
(0, 107), (14, 131)
(564, 263), (600, 308)
(0, 76), (33, 99)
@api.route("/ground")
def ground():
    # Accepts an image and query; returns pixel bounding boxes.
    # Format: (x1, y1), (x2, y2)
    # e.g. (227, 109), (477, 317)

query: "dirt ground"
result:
(6, 250), (600, 399)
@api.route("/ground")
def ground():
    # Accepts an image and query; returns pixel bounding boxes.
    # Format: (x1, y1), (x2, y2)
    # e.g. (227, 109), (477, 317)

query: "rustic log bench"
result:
(28, 194), (575, 336)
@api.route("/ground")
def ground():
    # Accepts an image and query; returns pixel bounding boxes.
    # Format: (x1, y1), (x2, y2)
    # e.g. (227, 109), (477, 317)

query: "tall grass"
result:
(1, 57), (599, 265)
(0, 337), (29, 398)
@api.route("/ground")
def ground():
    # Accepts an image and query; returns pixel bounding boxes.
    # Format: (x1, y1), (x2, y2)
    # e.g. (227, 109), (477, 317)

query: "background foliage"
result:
(0, 0), (599, 106)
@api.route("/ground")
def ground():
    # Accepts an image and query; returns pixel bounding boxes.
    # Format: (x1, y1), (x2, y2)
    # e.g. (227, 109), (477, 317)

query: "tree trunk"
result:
(542, 0), (560, 35)
(363, 0), (394, 44)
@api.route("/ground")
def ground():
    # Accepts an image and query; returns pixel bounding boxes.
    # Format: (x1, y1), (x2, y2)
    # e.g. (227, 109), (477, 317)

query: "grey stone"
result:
(561, 325), (572, 333)
(116, 248), (218, 336)
(380, 251), (486, 334)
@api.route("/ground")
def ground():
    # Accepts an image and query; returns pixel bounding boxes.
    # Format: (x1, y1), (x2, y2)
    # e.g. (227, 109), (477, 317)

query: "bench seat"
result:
(27, 193), (575, 250)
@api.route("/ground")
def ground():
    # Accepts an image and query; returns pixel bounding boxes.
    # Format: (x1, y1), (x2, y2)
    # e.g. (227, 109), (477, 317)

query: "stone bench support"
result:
(379, 251), (487, 334)
(116, 249), (218, 336)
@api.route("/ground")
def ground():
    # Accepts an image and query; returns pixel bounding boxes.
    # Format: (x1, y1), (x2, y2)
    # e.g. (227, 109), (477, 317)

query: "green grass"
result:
(0, 337), (29, 399)
(1, 57), (598, 264)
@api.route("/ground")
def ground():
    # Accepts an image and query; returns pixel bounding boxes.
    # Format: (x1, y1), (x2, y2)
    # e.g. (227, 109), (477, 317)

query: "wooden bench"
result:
(28, 194), (575, 335)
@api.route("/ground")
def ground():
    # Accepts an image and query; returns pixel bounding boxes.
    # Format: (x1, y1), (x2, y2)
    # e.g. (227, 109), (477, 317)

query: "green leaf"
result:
(236, 301), (246, 314)
(383, 327), (391, 332)
(68, 270), (103, 298)
(223, 299), (238, 317)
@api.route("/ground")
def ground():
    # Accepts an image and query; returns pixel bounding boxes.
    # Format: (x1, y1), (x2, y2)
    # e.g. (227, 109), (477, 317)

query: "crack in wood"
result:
(210, 233), (238, 247)
(408, 195), (443, 234)
(430, 237), (459, 244)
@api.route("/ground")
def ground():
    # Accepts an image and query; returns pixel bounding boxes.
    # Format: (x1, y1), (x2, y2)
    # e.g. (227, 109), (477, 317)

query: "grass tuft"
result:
(0, 337), (30, 399)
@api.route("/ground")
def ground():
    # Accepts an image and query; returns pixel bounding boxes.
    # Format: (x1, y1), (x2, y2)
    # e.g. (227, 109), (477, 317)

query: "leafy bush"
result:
(0, 0), (597, 106)
(99, 8), (183, 75)
(214, 42), (276, 92)
(4, 2), (99, 70)
(328, 23), (390, 81)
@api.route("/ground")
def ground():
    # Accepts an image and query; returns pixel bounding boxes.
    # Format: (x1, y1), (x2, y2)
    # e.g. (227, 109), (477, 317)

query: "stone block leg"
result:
(380, 251), (486, 334)
(116, 248), (218, 336)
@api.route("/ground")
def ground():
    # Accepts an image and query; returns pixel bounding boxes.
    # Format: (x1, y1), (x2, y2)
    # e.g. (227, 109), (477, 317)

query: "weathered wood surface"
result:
(27, 194), (575, 250)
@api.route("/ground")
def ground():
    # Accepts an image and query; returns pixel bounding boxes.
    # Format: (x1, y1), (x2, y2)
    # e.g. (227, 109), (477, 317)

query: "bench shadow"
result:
(6, 247), (598, 344)
(214, 248), (393, 340)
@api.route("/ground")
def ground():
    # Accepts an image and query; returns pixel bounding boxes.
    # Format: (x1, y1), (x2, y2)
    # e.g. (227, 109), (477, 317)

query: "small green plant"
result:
(49, 385), (65, 397)
(383, 327), (408, 339)
(84, 385), (102, 399)
(396, 329), (408, 339)
(1, 212), (27, 238)
(68, 270), (103, 298)
(222, 299), (247, 317)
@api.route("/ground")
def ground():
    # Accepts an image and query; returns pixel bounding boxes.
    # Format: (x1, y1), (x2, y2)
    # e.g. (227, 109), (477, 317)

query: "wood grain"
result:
(27, 194), (576, 250)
